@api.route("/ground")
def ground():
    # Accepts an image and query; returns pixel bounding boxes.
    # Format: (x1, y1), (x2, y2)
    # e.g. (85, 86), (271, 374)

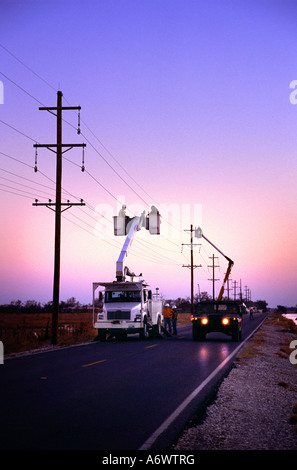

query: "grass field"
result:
(0, 311), (96, 354)
(0, 311), (192, 355)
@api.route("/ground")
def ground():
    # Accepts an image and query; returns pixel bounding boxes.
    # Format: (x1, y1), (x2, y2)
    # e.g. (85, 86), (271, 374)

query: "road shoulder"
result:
(173, 312), (297, 450)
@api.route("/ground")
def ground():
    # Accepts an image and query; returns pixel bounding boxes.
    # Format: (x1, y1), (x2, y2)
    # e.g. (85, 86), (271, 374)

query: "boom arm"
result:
(195, 227), (234, 301)
(116, 212), (145, 281)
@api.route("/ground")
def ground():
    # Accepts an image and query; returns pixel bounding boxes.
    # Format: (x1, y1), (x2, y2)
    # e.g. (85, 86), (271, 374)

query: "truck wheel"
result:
(139, 318), (149, 340)
(97, 330), (106, 341)
(232, 326), (240, 342)
(152, 316), (162, 338)
(193, 325), (205, 341)
(157, 316), (162, 335)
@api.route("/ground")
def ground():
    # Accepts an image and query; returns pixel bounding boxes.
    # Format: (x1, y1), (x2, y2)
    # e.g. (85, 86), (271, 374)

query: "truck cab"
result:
(192, 300), (243, 342)
(93, 280), (163, 340)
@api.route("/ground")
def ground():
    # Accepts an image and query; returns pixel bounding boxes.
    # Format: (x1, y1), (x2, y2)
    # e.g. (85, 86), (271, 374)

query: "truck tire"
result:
(139, 318), (149, 340)
(156, 315), (162, 335)
(151, 316), (162, 338)
(232, 325), (241, 342)
(97, 330), (106, 341)
(193, 324), (205, 341)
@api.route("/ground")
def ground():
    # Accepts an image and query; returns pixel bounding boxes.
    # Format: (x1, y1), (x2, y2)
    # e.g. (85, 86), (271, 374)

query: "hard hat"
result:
(165, 303), (169, 307)
(172, 305), (177, 309)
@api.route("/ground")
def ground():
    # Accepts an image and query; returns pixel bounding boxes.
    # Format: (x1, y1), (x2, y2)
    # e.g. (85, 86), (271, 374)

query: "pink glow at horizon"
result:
(0, 0), (297, 308)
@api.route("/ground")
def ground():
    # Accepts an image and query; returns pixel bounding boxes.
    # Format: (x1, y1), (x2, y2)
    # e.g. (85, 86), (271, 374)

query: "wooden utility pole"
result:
(244, 285), (248, 302)
(33, 91), (86, 344)
(233, 280), (238, 300)
(208, 254), (220, 300)
(182, 224), (201, 313)
(226, 274), (232, 300)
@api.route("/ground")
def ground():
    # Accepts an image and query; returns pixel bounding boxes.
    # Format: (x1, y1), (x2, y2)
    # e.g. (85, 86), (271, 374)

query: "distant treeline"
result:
(0, 295), (276, 314)
(277, 305), (297, 313)
(0, 297), (90, 313)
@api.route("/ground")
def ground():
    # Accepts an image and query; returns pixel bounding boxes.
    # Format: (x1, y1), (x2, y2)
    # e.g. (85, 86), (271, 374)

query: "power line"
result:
(0, 177), (55, 199)
(0, 119), (38, 143)
(0, 71), (46, 107)
(0, 52), (201, 273)
(0, 66), (186, 240)
(0, 43), (56, 92)
(0, 144), (203, 273)
(0, 150), (34, 169)
(0, 167), (183, 269)
(0, 187), (36, 199)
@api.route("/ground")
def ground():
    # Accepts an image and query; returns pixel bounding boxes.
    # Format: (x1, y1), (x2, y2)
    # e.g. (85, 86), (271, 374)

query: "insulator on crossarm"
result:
(34, 146), (38, 172)
(81, 145), (85, 171)
(77, 109), (81, 135)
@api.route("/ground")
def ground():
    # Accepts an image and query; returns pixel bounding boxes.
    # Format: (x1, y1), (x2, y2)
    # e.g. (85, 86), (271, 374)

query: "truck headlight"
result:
(201, 318), (208, 325)
(222, 318), (229, 325)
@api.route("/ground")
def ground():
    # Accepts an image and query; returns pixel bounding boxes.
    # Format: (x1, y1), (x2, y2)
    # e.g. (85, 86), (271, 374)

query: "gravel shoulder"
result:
(174, 312), (297, 451)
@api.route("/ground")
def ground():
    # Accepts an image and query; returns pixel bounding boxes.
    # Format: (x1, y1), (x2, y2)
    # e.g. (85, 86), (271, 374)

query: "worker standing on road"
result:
(171, 305), (178, 336)
(163, 303), (172, 334)
(249, 307), (254, 320)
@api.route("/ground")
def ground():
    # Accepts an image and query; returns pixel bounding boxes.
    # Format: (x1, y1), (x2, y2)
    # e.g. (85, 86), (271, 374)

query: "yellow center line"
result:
(145, 344), (158, 349)
(82, 359), (107, 368)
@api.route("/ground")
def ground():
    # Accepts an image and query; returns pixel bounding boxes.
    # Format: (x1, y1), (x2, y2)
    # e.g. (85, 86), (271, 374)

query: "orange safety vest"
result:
(163, 307), (172, 318)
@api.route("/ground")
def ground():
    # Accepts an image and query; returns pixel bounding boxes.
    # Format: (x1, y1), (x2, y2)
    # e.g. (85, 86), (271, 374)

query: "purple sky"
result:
(0, 0), (297, 308)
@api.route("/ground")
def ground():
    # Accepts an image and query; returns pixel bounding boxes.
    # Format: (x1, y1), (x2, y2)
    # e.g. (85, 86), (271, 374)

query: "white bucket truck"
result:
(93, 206), (163, 340)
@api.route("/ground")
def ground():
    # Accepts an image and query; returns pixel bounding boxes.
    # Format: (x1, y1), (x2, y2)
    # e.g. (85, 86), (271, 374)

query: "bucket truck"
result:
(191, 227), (243, 342)
(92, 206), (163, 341)
(195, 226), (234, 301)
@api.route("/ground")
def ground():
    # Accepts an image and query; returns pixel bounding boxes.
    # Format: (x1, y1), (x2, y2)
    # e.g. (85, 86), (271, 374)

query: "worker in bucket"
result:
(163, 303), (172, 334)
(171, 305), (178, 336)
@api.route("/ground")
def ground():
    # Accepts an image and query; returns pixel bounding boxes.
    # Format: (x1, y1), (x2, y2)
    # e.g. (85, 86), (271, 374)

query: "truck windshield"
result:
(197, 303), (239, 314)
(105, 291), (141, 303)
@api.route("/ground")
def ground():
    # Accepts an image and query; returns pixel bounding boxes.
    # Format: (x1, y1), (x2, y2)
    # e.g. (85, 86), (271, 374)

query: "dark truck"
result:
(192, 300), (244, 342)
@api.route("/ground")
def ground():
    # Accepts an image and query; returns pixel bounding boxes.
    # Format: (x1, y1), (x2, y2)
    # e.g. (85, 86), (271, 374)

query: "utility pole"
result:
(233, 280), (238, 300)
(208, 254), (220, 300)
(182, 224), (201, 313)
(244, 285), (249, 303)
(33, 91), (86, 345)
(226, 274), (232, 300)
(239, 279), (242, 302)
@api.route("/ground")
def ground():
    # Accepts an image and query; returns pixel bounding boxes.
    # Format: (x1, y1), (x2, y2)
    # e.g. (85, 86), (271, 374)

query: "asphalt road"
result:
(0, 312), (267, 450)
